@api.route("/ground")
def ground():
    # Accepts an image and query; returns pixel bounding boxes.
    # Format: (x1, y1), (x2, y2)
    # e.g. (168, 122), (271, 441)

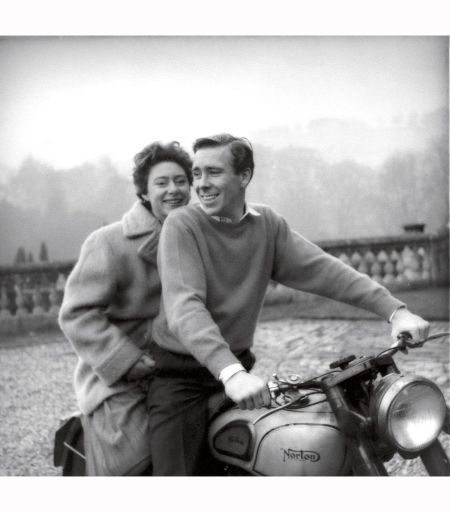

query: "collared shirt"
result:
(199, 203), (261, 224)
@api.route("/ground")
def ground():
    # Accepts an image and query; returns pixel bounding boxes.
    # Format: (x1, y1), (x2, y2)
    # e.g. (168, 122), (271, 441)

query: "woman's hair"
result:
(132, 141), (193, 197)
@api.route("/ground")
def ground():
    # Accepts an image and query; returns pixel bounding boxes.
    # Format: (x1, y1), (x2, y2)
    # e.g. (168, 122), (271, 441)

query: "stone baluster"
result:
(14, 283), (28, 317)
(358, 255), (368, 275)
(394, 250), (406, 287)
(372, 251), (389, 283)
(48, 283), (60, 316)
(380, 251), (397, 287)
(350, 251), (361, 271)
(32, 286), (45, 315)
(417, 246), (431, 283)
(338, 253), (350, 267)
(55, 272), (68, 309)
(402, 245), (421, 284)
(0, 286), (12, 319)
(55, 273), (67, 293)
(363, 250), (375, 278)
(369, 252), (383, 283)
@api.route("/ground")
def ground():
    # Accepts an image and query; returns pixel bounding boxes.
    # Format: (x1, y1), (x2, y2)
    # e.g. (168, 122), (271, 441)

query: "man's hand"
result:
(390, 308), (430, 345)
(123, 353), (156, 382)
(224, 371), (271, 410)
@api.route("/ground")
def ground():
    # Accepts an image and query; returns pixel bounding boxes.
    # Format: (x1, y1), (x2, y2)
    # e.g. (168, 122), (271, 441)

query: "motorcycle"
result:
(54, 331), (450, 476)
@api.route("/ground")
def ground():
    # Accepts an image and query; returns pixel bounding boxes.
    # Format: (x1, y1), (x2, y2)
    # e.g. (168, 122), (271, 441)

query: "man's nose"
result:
(197, 173), (210, 189)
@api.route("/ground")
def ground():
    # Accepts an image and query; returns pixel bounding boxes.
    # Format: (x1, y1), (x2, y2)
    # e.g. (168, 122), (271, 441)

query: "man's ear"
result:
(240, 168), (252, 188)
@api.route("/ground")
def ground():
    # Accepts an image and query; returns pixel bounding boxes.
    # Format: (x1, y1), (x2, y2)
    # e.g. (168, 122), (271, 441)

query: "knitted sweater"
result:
(59, 201), (162, 414)
(152, 203), (405, 379)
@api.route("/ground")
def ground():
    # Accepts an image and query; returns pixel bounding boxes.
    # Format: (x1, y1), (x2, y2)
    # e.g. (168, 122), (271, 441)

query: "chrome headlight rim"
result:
(372, 374), (446, 453)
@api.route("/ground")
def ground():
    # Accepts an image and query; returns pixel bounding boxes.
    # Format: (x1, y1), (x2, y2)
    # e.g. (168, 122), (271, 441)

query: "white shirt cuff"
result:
(219, 363), (246, 384)
(389, 305), (406, 323)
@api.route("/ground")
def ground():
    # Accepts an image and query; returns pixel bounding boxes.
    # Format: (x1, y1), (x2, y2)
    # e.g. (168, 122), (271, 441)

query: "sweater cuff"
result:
(207, 350), (242, 380)
(95, 343), (143, 387)
(360, 290), (406, 322)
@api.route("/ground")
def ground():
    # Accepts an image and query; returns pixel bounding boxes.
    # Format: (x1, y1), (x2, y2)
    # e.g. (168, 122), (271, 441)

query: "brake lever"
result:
(397, 332), (435, 352)
(396, 332), (412, 354)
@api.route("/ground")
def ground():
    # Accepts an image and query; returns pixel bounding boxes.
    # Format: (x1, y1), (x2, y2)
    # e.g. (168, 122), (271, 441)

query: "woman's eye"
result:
(154, 180), (168, 186)
(175, 178), (187, 185)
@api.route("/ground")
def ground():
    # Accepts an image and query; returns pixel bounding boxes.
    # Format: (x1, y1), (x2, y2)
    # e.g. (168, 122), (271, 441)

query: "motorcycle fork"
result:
(324, 383), (388, 476)
(419, 440), (450, 476)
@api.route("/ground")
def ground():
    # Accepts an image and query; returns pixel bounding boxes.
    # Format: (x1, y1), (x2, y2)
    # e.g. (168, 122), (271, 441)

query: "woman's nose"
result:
(168, 180), (178, 192)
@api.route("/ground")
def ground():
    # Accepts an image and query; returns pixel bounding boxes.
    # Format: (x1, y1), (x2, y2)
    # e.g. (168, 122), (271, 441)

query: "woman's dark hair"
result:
(132, 141), (193, 197)
(192, 133), (254, 179)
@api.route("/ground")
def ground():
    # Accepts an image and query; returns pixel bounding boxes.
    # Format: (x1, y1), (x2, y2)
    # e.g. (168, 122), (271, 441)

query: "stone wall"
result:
(1, 231), (448, 333)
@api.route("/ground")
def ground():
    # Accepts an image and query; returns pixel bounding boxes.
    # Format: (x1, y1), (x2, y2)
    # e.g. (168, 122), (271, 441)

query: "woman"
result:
(59, 141), (192, 476)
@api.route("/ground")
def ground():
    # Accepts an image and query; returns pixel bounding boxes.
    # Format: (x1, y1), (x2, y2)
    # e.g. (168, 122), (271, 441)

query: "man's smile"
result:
(200, 193), (219, 203)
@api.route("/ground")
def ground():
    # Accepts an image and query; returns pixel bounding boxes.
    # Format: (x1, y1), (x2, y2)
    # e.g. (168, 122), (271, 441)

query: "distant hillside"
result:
(0, 109), (448, 265)
(250, 108), (448, 167)
(0, 158), (136, 264)
(248, 134), (448, 241)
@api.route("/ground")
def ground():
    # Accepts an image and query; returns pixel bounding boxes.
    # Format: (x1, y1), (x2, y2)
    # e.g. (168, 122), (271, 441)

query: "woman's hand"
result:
(123, 353), (156, 382)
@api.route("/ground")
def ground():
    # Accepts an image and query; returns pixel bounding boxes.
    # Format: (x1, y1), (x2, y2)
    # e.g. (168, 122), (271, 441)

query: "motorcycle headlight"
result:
(371, 374), (446, 453)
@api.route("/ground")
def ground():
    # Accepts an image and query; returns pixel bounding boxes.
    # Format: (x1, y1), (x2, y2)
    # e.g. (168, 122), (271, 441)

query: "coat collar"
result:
(122, 201), (162, 264)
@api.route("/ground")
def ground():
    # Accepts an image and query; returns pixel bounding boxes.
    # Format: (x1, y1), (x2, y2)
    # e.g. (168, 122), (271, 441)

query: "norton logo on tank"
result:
(282, 448), (320, 462)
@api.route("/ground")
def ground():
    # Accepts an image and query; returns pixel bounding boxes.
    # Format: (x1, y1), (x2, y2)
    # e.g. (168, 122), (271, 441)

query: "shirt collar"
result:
(201, 203), (260, 224)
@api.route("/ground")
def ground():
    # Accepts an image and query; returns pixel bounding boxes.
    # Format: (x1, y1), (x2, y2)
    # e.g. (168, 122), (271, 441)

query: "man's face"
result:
(192, 145), (249, 221)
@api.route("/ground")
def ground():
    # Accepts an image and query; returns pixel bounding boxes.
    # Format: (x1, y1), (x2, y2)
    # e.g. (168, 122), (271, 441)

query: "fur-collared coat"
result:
(59, 201), (162, 414)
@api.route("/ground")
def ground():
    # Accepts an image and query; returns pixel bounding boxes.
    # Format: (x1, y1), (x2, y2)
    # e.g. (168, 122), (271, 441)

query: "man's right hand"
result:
(224, 371), (271, 410)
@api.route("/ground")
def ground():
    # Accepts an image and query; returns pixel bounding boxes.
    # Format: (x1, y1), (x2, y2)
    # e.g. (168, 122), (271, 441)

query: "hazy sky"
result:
(0, 36), (447, 171)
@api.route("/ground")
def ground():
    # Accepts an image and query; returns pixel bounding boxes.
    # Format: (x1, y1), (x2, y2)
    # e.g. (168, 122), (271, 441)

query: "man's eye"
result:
(192, 172), (201, 179)
(210, 170), (221, 176)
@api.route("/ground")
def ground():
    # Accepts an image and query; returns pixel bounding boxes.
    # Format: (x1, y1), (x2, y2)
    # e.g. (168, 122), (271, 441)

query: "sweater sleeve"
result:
(271, 214), (405, 321)
(58, 231), (143, 386)
(157, 214), (241, 378)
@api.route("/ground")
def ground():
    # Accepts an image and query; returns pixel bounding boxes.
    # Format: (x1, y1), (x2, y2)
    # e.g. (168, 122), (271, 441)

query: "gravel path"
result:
(0, 319), (449, 476)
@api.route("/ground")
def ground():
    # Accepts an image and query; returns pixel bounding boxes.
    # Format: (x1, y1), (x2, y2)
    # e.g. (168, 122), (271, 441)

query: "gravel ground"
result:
(0, 319), (449, 477)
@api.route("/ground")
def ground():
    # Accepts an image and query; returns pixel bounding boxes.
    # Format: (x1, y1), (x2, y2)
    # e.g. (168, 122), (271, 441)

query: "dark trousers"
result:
(147, 345), (255, 476)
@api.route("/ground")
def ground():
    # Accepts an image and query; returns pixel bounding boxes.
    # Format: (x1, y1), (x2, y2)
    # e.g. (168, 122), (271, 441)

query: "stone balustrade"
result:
(265, 231), (448, 304)
(319, 232), (448, 289)
(0, 261), (73, 334)
(0, 231), (448, 331)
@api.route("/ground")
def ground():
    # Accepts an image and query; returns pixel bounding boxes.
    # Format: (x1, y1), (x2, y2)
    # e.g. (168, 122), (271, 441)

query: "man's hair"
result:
(193, 133), (254, 179)
(132, 141), (193, 197)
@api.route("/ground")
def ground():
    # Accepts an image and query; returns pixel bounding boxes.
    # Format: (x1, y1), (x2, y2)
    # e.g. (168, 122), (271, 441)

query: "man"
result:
(148, 133), (430, 476)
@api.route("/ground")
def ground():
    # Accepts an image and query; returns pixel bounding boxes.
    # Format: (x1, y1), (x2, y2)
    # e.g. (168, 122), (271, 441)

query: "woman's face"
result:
(143, 161), (191, 222)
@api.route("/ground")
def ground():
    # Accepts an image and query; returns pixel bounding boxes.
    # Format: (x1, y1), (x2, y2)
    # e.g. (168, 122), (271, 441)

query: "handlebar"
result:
(376, 331), (450, 358)
(267, 331), (450, 398)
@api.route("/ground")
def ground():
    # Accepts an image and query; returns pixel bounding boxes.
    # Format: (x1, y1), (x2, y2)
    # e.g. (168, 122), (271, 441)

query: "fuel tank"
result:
(208, 390), (352, 476)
